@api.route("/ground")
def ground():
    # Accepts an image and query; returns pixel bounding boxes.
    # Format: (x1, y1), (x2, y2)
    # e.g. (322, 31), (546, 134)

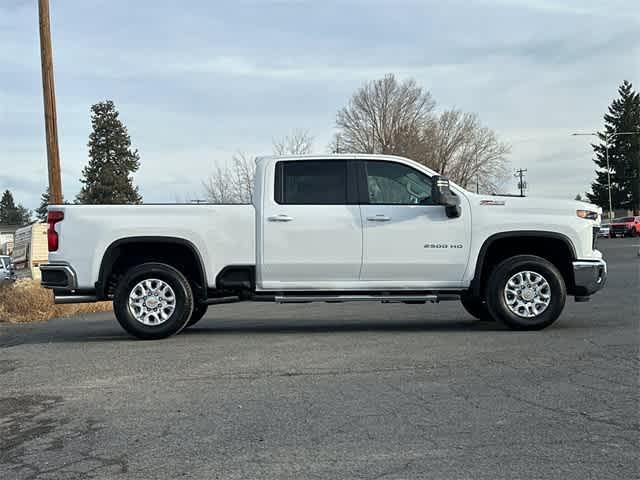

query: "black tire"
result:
(186, 303), (208, 327)
(113, 262), (194, 340)
(485, 255), (566, 330)
(460, 294), (493, 321)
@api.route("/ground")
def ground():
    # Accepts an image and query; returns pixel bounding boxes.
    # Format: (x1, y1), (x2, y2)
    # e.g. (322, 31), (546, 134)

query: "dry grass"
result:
(0, 279), (112, 323)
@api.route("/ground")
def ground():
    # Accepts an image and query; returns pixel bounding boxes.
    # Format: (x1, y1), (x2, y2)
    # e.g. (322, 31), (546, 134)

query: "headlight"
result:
(576, 209), (598, 220)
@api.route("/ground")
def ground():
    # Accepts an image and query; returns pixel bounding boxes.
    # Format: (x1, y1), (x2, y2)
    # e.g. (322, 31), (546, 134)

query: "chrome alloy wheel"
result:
(503, 270), (551, 318)
(128, 278), (176, 326)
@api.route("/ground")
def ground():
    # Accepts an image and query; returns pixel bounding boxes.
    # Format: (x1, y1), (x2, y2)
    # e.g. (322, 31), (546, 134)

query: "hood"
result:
(468, 193), (602, 220)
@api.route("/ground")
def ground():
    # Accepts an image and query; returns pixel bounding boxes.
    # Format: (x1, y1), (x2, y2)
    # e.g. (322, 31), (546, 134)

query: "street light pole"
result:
(571, 131), (640, 220)
(604, 142), (612, 220)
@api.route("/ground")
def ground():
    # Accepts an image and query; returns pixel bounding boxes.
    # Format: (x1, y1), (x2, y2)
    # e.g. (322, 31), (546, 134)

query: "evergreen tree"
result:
(0, 190), (32, 225)
(35, 188), (50, 222)
(35, 187), (67, 222)
(76, 100), (143, 204)
(574, 193), (583, 201)
(587, 81), (640, 214)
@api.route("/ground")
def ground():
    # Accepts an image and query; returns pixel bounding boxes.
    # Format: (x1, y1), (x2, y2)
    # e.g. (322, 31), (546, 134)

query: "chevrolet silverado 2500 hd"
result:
(40, 154), (607, 339)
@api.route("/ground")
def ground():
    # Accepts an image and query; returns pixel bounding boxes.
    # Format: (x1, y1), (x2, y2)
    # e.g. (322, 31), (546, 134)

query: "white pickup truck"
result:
(40, 154), (607, 339)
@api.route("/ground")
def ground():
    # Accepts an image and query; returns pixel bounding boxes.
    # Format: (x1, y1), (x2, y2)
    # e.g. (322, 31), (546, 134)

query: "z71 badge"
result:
(424, 243), (463, 249)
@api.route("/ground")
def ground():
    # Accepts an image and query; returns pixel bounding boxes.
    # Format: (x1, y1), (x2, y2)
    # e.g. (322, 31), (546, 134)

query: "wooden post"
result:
(38, 0), (63, 204)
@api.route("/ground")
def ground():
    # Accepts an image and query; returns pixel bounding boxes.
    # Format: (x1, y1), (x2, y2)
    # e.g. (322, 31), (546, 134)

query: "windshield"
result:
(0, 257), (8, 269)
(614, 217), (634, 223)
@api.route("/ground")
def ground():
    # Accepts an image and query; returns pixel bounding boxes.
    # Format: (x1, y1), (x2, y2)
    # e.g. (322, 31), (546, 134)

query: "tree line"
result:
(3, 75), (637, 221)
(205, 74), (511, 202)
(0, 190), (31, 225)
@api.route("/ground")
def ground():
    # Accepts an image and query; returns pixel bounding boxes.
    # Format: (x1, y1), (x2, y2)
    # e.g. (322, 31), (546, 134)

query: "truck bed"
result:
(48, 204), (256, 289)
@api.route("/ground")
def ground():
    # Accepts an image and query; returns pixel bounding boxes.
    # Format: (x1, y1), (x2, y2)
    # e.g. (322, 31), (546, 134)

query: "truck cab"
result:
(255, 156), (468, 291)
(40, 154), (607, 339)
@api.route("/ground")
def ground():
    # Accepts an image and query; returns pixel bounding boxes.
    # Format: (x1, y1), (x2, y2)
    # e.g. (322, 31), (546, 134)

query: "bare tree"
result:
(203, 152), (256, 204)
(203, 164), (239, 203)
(422, 110), (478, 175)
(272, 130), (314, 155)
(334, 74), (510, 193)
(204, 131), (315, 204)
(229, 152), (256, 203)
(447, 125), (511, 193)
(420, 110), (510, 193)
(336, 73), (435, 158)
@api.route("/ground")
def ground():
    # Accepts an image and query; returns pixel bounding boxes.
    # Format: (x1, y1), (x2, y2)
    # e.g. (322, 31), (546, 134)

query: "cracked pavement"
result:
(1, 238), (638, 479)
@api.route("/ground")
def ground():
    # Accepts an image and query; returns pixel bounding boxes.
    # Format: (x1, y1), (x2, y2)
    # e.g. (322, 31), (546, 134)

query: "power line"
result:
(514, 168), (527, 197)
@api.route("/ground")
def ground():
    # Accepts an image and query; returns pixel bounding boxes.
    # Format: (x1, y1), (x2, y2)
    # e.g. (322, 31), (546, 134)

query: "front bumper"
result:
(572, 259), (607, 296)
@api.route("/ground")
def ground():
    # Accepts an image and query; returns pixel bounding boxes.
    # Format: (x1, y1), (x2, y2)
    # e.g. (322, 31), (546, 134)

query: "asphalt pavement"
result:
(1, 238), (638, 479)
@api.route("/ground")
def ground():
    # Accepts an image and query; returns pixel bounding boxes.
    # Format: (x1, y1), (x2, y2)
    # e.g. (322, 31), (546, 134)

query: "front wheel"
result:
(485, 255), (566, 330)
(113, 262), (194, 340)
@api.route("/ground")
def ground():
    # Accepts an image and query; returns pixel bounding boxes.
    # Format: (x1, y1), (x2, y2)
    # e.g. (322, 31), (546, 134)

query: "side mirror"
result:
(431, 176), (461, 218)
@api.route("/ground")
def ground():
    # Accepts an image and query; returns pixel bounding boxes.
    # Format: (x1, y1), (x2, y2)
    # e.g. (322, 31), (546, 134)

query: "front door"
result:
(259, 159), (362, 290)
(359, 160), (470, 288)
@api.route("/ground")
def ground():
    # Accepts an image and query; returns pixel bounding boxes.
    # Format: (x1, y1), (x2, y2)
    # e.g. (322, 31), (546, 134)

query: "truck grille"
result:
(592, 226), (599, 250)
(610, 225), (627, 236)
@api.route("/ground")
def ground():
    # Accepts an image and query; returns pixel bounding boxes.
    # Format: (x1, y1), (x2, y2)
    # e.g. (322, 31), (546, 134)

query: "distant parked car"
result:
(0, 255), (16, 285)
(597, 224), (611, 238)
(609, 216), (640, 238)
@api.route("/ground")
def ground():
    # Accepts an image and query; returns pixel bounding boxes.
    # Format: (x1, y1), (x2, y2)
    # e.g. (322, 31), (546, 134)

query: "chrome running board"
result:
(275, 294), (458, 304)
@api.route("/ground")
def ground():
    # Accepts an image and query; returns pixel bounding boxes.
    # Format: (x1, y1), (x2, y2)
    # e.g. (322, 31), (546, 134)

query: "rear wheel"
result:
(113, 262), (194, 340)
(485, 255), (566, 330)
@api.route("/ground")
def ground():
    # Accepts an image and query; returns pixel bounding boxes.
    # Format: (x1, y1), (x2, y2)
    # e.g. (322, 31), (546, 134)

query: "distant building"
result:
(12, 223), (48, 280)
(0, 223), (20, 255)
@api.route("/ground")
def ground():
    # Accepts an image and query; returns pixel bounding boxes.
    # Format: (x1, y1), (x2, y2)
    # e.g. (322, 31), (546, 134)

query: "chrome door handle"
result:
(366, 214), (391, 222)
(268, 214), (293, 222)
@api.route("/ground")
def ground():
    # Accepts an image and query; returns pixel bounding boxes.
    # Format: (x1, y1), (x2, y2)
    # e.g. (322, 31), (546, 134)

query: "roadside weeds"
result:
(0, 279), (111, 323)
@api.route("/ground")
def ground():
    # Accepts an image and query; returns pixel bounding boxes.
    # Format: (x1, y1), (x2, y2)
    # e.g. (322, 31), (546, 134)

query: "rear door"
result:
(358, 159), (471, 287)
(259, 159), (362, 289)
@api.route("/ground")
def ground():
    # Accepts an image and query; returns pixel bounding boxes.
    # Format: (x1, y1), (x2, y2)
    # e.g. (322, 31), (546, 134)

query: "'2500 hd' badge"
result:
(424, 243), (463, 249)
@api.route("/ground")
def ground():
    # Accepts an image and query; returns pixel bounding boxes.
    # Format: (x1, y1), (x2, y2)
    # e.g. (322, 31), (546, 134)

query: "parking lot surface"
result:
(1, 238), (638, 479)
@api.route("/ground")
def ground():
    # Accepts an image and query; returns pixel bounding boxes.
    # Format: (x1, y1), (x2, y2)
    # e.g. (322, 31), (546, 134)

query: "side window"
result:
(275, 160), (348, 205)
(365, 161), (434, 205)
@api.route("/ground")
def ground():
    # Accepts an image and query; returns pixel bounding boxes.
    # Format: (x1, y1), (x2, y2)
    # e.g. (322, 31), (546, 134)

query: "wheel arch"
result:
(96, 236), (207, 300)
(470, 231), (577, 298)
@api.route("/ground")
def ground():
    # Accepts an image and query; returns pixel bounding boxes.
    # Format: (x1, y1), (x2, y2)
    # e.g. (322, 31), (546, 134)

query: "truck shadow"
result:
(182, 318), (508, 336)
(3, 316), (509, 346)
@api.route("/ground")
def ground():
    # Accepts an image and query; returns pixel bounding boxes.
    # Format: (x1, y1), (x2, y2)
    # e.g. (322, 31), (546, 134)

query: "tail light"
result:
(47, 211), (64, 252)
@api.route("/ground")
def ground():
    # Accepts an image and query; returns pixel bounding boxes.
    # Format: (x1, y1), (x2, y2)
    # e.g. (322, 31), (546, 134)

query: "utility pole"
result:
(38, 0), (63, 204)
(514, 168), (527, 197)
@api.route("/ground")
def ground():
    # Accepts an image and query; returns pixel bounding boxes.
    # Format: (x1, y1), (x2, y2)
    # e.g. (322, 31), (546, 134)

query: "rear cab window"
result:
(274, 160), (357, 204)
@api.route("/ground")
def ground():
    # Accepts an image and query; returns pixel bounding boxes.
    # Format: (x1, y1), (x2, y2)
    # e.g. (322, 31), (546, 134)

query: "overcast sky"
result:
(1, 0), (639, 209)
